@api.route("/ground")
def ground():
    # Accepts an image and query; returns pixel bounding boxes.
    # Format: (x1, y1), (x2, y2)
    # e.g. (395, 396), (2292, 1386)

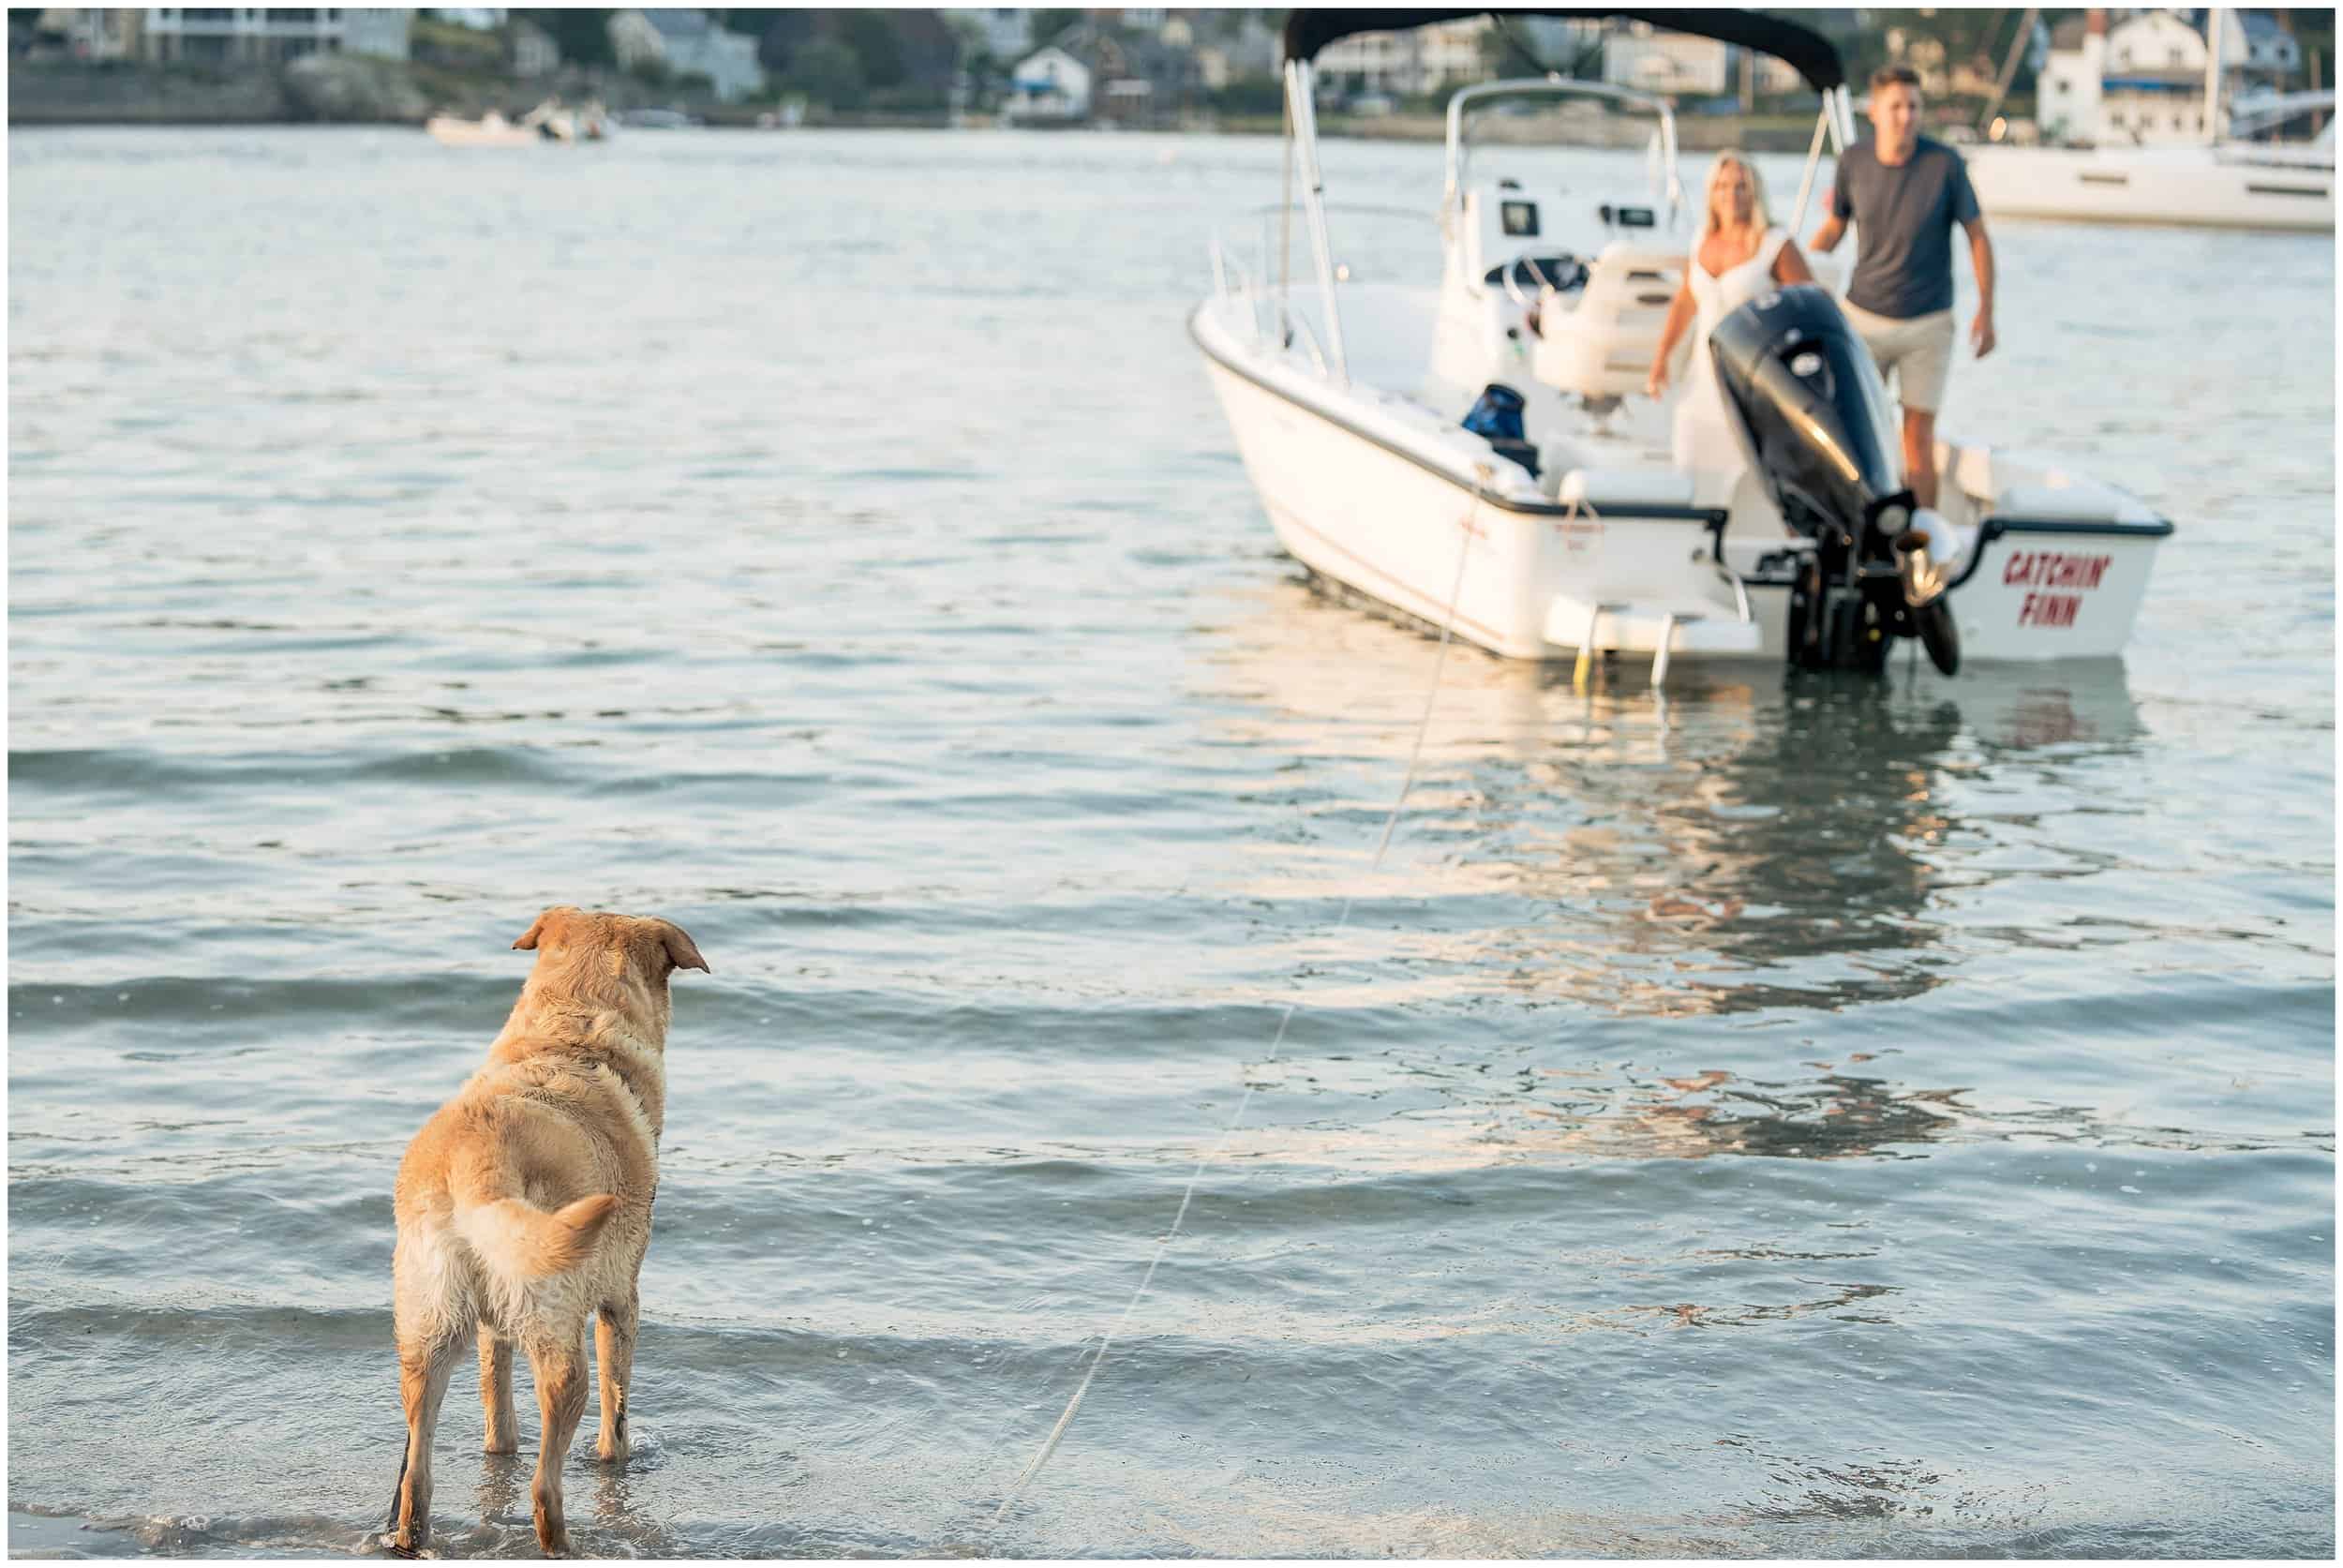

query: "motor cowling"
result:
(1709, 283), (1960, 675)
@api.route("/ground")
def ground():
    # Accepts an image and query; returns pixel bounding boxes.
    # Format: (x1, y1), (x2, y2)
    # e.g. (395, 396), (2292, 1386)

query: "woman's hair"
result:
(1700, 149), (1770, 237)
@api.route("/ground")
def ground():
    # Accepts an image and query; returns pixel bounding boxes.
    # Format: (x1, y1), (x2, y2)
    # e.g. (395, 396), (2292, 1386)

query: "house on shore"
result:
(135, 7), (413, 64)
(645, 9), (764, 102)
(506, 17), (560, 80)
(2039, 8), (2306, 147)
(1003, 44), (1089, 125)
(606, 8), (764, 102)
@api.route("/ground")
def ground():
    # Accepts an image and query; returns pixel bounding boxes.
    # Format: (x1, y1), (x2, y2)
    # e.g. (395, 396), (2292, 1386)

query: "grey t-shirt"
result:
(1830, 136), (1980, 319)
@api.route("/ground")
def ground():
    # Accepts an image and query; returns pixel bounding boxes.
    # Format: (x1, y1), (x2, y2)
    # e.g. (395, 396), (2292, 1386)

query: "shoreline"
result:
(7, 62), (1829, 150)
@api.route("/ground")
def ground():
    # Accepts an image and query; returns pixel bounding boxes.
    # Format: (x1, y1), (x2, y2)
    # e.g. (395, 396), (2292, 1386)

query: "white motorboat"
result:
(1191, 7), (2174, 680)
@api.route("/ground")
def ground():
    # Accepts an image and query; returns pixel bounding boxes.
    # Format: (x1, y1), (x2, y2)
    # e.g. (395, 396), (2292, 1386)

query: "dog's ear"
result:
(513, 906), (572, 951)
(659, 921), (711, 975)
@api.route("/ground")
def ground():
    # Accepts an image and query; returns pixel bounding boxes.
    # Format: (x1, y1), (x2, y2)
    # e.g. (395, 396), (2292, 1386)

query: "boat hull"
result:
(1963, 145), (2334, 231)
(1201, 351), (1780, 663)
(1204, 356), (1561, 658)
(1199, 321), (2171, 668)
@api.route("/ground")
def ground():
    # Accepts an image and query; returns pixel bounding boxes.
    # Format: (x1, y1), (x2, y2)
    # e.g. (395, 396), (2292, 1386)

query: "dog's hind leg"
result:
(388, 1328), (464, 1555)
(479, 1324), (518, 1454)
(592, 1288), (639, 1464)
(524, 1330), (591, 1557)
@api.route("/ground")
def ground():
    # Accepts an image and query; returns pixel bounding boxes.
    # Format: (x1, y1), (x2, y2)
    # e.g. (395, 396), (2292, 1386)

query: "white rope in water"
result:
(990, 485), (1485, 1526)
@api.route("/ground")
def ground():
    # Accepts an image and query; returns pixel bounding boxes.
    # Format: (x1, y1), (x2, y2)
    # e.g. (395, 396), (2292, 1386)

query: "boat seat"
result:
(1993, 481), (2127, 521)
(1939, 441), (2127, 521)
(1528, 241), (1681, 400)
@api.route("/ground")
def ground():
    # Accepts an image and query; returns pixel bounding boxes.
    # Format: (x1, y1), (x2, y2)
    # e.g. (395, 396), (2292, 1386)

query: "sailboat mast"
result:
(1977, 7), (2039, 134)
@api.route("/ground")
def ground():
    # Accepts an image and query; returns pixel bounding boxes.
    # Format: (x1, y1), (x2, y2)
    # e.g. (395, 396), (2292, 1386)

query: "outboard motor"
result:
(1709, 284), (1961, 675)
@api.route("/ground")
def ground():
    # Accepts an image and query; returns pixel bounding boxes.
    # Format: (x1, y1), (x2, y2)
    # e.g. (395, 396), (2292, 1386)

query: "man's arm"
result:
(1810, 213), (1847, 253)
(1962, 214), (1996, 359)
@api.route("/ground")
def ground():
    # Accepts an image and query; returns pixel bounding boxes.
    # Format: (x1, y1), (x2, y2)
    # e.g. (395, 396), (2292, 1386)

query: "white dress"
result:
(1673, 225), (1789, 473)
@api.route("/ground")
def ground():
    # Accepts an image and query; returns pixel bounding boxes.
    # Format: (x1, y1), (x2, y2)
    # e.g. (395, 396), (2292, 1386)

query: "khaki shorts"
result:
(1843, 301), (1956, 415)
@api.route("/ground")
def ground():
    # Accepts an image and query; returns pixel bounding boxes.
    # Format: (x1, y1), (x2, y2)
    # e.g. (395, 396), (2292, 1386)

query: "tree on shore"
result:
(749, 9), (962, 107)
(782, 37), (864, 111)
(1027, 10), (1087, 52)
(512, 7), (613, 68)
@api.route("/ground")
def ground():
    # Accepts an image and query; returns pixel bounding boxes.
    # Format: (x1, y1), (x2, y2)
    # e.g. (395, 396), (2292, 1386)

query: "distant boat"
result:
(619, 108), (703, 130)
(425, 99), (602, 147)
(424, 109), (547, 147)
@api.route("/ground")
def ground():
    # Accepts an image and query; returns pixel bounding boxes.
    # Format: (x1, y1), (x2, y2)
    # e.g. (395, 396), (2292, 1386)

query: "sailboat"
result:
(1963, 7), (2334, 231)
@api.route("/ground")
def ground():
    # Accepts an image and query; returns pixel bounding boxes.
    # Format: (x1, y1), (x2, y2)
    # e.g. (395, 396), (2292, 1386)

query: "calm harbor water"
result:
(8, 126), (2335, 1559)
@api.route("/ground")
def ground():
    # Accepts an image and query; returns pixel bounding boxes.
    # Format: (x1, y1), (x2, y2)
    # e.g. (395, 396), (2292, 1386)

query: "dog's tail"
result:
(456, 1191), (621, 1281)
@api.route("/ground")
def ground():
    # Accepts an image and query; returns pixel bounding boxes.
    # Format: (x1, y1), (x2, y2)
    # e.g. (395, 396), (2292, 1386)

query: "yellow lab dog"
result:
(387, 906), (709, 1557)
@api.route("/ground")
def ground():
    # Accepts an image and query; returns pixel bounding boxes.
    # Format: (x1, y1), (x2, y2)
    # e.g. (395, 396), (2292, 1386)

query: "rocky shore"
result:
(9, 56), (751, 127)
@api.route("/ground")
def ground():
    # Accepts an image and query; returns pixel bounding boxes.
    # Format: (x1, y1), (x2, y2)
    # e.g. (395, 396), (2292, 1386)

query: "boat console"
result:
(1527, 241), (1682, 405)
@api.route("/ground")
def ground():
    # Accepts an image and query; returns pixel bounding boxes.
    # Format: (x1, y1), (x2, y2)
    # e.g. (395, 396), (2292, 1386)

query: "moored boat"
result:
(424, 99), (590, 147)
(1192, 7), (2174, 680)
(1962, 9), (2334, 232)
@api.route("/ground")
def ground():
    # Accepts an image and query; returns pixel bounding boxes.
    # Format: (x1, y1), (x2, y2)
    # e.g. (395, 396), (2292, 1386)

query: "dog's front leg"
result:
(479, 1325), (518, 1454)
(593, 1289), (639, 1464)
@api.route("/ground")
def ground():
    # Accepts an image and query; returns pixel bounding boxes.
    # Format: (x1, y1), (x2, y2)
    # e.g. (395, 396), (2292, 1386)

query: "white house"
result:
(645, 9), (764, 101)
(2102, 8), (2217, 144)
(1317, 26), (1410, 93)
(1194, 14), (1279, 90)
(37, 7), (139, 59)
(1747, 49), (1803, 97)
(140, 7), (412, 64)
(1413, 18), (1491, 93)
(505, 16), (558, 78)
(1003, 44), (1090, 123)
(2038, 12), (2109, 142)
(1318, 16), (1489, 97)
(1604, 24), (1728, 97)
(343, 8), (412, 62)
(2038, 7), (2293, 147)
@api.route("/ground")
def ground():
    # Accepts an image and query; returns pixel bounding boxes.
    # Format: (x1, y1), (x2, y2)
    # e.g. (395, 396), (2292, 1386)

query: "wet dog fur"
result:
(386, 906), (709, 1556)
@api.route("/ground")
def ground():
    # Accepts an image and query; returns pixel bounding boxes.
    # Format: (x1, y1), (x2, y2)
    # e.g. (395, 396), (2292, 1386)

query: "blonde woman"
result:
(1647, 151), (1814, 471)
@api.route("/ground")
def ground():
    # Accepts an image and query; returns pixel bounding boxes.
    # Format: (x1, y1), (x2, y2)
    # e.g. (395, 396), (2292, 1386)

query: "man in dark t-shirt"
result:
(1810, 65), (1998, 509)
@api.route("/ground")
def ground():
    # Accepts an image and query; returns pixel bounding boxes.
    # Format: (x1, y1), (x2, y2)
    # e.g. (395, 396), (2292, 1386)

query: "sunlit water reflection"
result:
(8, 126), (2333, 1558)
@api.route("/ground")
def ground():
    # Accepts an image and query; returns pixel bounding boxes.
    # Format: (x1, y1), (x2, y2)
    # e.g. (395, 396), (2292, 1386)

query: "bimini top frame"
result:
(1269, 8), (1858, 387)
(1441, 77), (1686, 231)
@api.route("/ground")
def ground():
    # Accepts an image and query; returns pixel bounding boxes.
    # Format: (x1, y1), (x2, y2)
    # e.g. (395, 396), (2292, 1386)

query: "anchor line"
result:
(989, 481), (1485, 1525)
